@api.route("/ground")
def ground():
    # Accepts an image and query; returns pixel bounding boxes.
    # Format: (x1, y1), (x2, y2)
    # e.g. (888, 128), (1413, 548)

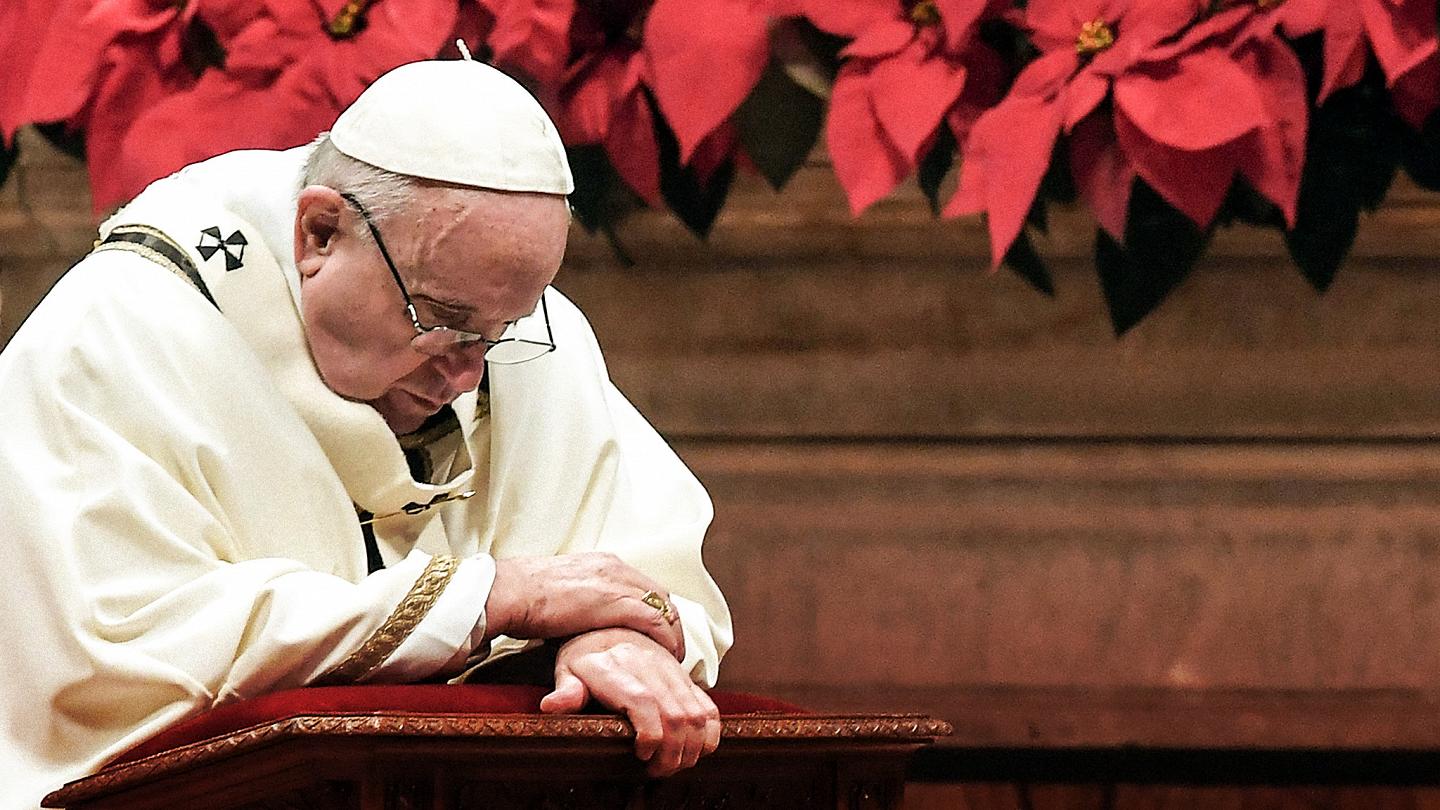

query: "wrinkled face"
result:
(293, 184), (568, 434)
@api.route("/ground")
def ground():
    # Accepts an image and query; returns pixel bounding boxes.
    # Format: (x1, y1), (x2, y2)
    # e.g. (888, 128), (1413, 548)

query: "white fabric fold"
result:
(0, 146), (732, 810)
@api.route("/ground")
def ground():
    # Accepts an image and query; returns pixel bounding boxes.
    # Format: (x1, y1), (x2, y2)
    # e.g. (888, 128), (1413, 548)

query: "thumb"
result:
(540, 668), (590, 714)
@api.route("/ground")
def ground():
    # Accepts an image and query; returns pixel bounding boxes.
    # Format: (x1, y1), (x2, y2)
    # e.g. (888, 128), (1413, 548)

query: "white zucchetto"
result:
(330, 58), (574, 195)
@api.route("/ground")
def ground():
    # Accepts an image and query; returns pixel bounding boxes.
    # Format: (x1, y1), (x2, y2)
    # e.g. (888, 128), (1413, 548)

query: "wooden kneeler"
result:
(44, 685), (950, 809)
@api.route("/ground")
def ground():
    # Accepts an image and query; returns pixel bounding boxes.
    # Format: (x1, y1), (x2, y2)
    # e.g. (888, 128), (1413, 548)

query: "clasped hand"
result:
(540, 628), (721, 778)
(483, 553), (718, 776)
(485, 552), (685, 660)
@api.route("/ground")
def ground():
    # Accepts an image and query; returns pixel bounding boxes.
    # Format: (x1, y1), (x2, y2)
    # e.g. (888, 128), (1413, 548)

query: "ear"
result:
(294, 185), (347, 279)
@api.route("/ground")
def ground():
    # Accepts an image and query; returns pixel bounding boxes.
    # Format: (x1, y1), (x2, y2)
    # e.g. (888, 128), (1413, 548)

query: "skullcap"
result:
(330, 58), (574, 195)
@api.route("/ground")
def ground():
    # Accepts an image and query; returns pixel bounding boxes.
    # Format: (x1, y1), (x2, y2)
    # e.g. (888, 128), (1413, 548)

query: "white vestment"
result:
(0, 148), (731, 809)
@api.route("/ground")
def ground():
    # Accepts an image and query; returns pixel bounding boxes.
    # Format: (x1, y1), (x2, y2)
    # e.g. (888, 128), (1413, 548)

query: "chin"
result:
(371, 391), (438, 436)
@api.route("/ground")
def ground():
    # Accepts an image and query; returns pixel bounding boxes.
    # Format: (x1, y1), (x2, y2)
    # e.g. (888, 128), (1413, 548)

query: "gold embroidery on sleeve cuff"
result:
(317, 554), (461, 685)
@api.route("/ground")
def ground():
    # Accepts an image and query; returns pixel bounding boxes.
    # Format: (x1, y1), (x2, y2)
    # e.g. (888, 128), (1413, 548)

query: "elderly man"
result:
(0, 58), (731, 808)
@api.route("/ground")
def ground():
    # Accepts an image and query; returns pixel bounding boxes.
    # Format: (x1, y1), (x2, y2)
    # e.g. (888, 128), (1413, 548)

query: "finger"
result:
(610, 596), (684, 661)
(693, 685), (721, 757)
(630, 703), (666, 766)
(540, 668), (590, 714)
(651, 672), (708, 776)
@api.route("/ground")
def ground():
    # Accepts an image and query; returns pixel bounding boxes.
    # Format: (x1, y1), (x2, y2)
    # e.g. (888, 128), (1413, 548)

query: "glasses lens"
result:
(410, 327), (462, 356)
(484, 340), (554, 365)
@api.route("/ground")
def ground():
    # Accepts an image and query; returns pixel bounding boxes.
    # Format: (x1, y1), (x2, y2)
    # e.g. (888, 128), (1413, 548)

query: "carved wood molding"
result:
(45, 712), (951, 807)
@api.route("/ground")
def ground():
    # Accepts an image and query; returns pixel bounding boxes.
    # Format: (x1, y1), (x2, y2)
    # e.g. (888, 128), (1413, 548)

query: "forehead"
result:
(389, 186), (569, 317)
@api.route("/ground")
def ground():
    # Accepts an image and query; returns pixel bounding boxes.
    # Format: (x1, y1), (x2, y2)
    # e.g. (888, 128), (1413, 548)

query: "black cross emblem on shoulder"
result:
(197, 226), (248, 271)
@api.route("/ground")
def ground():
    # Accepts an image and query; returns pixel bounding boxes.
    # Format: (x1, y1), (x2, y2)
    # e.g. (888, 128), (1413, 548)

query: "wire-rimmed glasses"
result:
(340, 192), (556, 365)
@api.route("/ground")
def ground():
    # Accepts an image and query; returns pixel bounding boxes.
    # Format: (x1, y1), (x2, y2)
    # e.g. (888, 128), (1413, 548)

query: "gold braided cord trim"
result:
(318, 554), (461, 685)
(92, 240), (202, 297)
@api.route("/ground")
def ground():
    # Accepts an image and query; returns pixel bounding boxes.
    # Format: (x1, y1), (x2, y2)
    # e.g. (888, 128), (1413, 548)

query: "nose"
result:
(429, 346), (487, 394)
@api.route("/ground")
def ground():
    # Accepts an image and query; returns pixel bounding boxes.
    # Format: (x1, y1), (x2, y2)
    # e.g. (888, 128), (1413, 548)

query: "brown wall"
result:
(6, 128), (1440, 765)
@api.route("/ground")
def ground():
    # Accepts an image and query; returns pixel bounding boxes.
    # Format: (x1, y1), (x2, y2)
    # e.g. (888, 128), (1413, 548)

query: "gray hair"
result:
(300, 133), (415, 234)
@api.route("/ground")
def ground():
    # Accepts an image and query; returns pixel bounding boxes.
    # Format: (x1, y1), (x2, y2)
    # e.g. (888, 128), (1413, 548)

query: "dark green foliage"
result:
(653, 97), (735, 238)
(0, 138), (15, 190)
(917, 124), (956, 215)
(1401, 107), (1440, 191)
(566, 145), (641, 264)
(181, 14), (226, 77)
(1096, 180), (1213, 336)
(737, 60), (826, 191)
(1284, 57), (1400, 292)
(1003, 227), (1055, 297)
(1216, 179), (1284, 230)
(33, 122), (85, 161)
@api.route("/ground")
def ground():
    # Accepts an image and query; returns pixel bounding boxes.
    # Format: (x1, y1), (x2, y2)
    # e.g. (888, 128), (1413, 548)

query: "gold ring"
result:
(641, 590), (677, 624)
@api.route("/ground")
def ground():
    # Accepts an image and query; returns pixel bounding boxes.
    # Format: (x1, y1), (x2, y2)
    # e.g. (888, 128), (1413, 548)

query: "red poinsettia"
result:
(1276, 0), (1440, 126)
(23, 0), (458, 213)
(0, 0), (79, 146)
(16, 0), (213, 211)
(804, 0), (1007, 215)
(643, 0), (777, 165)
(949, 1), (1308, 266)
(556, 1), (666, 205)
(476, 0), (575, 92)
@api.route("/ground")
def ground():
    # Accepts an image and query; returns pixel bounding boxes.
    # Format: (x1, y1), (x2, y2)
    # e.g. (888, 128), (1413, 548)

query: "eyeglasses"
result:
(340, 192), (556, 365)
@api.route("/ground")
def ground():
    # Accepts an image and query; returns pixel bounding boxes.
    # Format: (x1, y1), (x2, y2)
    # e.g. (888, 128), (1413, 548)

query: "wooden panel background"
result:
(7, 127), (1440, 804)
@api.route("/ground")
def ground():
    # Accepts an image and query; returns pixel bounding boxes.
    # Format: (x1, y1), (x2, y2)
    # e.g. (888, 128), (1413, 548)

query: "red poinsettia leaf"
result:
(110, 68), (337, 210)
(1063, 67), (1109, 130)
(1120, 0), (1208, 51)
(1364, 0), (1439, 84)
(560, 51), (633, 144)
(944, 42), (1006, 144)
(1114, 104), (1235, 228)
(1234, 34), (1307, 225)
(1114, 49), (1266, 151)
(1392, 52), (1440, 127)
(314, 0), (459, 108)
(801, 0), (898, 38)
(1138, 4), (1248, 65)
(645, 0), (770, 164)
(943, 91), (1063, 266)
(605, 91), (663, 207)
(933, 0), (992, 53)
(826, 63), (909, 216)
(1025, 0), (1124, 52)
(1009, 48), (1077, 101)
(1275, 0), (1327, 37)
(1069, 111), (1134, 241)
(869, 39), (969, 165)
(486, 0), (575, 88)
(18, 0), (178, 132)
(82, 46), (197, 212)
(223, 18), (293, 81)
(840, 18), (915, 59)
(1313, 5), (1369, 102)
(0, 0), (75, 140)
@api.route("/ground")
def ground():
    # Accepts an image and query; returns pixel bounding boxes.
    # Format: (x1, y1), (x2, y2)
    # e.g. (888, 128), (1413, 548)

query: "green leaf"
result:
(1002, 227), (1054, 297)
(1401, 107), (1440, 191)
(32, 122), (85, 162)
(566, 145), (641, 264)
(1283, 64), (1401, 291)
(1095, 180), (1212, 336)
(917, 125), (955, 216)
(1216, 178), (1284, 230)
(736, 59), (825, 191)
(0, 137), (15, 190)
(654, 103), (735, 239)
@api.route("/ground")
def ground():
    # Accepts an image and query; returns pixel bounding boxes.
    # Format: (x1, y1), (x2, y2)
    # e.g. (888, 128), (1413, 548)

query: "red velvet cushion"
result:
(113, 686), (805, 765)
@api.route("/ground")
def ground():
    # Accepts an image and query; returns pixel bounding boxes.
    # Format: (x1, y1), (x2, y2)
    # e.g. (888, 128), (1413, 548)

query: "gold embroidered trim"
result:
(92, 240), (202, 296)
(318, 554), (460, 684)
